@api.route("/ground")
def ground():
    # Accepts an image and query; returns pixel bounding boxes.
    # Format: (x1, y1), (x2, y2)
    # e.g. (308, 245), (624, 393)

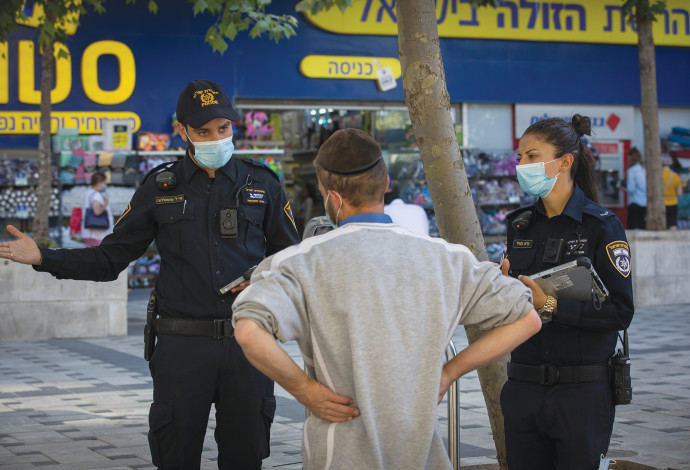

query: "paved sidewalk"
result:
(1, 290), (689, 469)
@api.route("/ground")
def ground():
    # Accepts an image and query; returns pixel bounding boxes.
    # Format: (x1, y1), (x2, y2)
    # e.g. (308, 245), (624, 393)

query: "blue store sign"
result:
(1, 0), (689, 148)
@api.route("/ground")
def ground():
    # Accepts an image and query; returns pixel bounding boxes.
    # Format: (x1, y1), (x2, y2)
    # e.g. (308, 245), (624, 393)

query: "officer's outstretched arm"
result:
(235, 318), (360, 423)
(0, 225), (42, 265)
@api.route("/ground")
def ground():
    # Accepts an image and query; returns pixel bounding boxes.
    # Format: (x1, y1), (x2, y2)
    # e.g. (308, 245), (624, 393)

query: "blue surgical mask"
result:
(184, 128), (234, 169)
(516, 159), (562, 198)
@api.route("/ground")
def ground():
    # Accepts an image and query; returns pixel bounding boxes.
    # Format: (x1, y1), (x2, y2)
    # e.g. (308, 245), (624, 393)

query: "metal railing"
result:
(446, 339), (460, 470)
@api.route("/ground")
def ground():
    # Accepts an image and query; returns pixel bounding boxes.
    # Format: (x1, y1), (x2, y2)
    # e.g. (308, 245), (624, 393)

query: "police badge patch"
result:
(284, 202), (296, 231)
(606, 241), (631, 278)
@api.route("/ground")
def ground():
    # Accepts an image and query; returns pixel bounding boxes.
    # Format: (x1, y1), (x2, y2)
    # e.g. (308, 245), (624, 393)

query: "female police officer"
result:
(0, 80), (301, 469)
(500, 114), (634, 469)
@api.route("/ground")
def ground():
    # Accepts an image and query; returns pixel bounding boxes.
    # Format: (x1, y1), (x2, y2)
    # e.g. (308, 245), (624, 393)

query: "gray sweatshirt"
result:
(233, 221), (532, 470)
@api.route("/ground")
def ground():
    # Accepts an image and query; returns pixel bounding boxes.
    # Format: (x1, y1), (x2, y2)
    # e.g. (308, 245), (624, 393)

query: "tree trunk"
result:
(396, 1), (508, 467)
(636, 4), (664, 230)
(33, 3), (57, 246)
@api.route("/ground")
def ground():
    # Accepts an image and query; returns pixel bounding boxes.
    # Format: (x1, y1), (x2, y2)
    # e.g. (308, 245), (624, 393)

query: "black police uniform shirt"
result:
(35, 155), (301, 319)
(504, 185), (634, 367)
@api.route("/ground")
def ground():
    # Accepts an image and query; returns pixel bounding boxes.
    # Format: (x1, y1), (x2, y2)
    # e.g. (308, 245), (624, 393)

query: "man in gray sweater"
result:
(232, 128), (541, 470)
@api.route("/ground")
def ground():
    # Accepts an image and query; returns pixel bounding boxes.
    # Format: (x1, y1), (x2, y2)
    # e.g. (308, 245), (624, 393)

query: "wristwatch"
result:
(537, 295), (556, 323)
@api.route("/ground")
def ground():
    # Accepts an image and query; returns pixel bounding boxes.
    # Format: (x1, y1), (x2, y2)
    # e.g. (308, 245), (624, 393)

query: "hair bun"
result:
(571, 114), (592, 137)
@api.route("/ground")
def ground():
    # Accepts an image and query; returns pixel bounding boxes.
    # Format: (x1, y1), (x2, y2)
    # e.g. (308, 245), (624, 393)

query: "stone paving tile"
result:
(1, 292), (689, 469)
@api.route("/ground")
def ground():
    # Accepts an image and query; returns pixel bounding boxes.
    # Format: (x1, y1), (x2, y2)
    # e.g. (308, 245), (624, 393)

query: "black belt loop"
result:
(507, 362), (610, 385)
(153, 317), (234, 339)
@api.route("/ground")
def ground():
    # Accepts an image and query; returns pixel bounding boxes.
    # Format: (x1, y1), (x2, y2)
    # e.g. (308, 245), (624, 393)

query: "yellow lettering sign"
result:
(0, 42), (7, 104)
(0, 111), (141, 135)
(18, 41), (71, 104)
(15, 2), (80, 36)
(81, 41), (136, 105)
(300, 55), (401, 79)
(304, 0), (690, 47)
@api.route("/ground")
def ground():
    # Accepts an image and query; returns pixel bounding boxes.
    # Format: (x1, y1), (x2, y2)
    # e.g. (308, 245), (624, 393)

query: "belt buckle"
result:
(213, 319), (232, 339)
(540, 364), (560, 385)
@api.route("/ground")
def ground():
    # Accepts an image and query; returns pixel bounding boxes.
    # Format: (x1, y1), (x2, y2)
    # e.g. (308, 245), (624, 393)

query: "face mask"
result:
(99, 186), (107, 194)
(323, 192), (343, 226)
(184, 128), (234, 169)
(516, 159), (562, 198)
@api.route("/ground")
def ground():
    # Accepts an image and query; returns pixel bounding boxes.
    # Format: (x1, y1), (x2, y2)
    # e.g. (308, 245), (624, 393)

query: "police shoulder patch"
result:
(284, 201), (296, 231)
(606, 240), (631, 277)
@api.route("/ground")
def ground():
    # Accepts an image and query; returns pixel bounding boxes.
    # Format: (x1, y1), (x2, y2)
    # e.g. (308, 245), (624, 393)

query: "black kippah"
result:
(315, 128), (383, 176)
(321, 156), (382, 176)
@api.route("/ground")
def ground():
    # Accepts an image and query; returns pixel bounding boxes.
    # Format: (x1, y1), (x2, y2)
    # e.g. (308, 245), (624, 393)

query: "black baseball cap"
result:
(176, 80), (241, 127)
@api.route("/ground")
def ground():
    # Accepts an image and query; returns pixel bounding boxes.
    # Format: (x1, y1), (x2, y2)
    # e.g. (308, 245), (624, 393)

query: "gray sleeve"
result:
(231, 256), (308, 343)
(457, 257), (534, 330)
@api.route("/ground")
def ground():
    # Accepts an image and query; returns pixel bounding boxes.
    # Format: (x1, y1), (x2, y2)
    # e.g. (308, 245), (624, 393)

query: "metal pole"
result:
(446, 340), (460, 469)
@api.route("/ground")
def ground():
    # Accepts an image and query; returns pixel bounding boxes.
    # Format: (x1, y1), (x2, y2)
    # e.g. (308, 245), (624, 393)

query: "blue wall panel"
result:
(1, 0), (688, 149)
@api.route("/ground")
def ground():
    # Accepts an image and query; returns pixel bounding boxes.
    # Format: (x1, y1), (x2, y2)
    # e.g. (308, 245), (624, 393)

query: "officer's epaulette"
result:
(141, 161), (178, 185)
(582, 200), (617, 221)
(506, 200), (538, 221)
(239, 157), (280, 181)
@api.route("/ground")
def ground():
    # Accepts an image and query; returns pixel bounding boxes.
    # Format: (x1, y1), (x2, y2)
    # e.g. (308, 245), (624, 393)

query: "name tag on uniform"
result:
(242, 188), (266, 204)
(156, 194), (184, 204)
(567, 238), (588, 255)
(513, 240), (533, 249)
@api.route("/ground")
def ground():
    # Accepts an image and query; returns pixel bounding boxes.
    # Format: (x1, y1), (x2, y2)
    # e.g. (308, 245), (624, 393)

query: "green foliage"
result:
(0, 0), (349, 56)
(0, 0), (105, 49)
(621, 0), (667, 21)
(0, 0), (30, 43)
(295, 0), (352, 15)
(184, 0), (302, 50)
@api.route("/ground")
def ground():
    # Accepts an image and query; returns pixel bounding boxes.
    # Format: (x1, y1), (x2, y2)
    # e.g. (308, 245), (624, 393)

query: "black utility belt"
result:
(153, 317), (234, 339)
(507, 362), (610, 386)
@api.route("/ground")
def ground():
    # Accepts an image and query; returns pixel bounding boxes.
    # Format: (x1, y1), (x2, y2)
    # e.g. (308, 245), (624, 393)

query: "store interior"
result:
(0, 105), (541, 287)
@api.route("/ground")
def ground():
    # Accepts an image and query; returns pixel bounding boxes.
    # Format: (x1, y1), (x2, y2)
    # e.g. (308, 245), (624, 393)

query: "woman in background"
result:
(662, 154), (684, 230)
(82, 172), (113, 247)
(624, 147), (647, 229)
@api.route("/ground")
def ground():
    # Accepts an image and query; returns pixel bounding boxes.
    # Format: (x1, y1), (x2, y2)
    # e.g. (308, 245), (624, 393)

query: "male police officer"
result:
(0, 80), (301, 469)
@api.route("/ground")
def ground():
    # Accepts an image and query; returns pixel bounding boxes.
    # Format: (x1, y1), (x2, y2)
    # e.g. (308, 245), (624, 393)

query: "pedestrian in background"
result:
(231, 128), (541, 470)
(384, 180), (430, 236)
(623, 147), (647, 229)
(501, 114), (634, 470)
(0, 79), (301, 470)
(81, 171), (113, 247)
(662, 154), (684, 230)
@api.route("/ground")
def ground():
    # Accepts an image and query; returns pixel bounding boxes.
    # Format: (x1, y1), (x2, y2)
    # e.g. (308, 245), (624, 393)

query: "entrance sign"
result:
(299, 55), (401, 80)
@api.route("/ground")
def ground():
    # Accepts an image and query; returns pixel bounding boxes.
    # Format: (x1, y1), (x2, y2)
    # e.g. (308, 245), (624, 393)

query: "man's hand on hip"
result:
(295, 379), (360, 423)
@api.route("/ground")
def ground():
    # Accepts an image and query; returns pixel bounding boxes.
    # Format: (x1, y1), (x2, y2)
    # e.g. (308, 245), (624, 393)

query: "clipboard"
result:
(529, 257), (609, 302)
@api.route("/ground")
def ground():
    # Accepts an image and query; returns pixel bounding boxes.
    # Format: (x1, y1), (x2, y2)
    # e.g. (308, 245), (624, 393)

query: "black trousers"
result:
(147, 334), (275, 470)
(666, 204), (678, 228)
(501, 379), (615, 470)
(627, 203), (646, 229)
